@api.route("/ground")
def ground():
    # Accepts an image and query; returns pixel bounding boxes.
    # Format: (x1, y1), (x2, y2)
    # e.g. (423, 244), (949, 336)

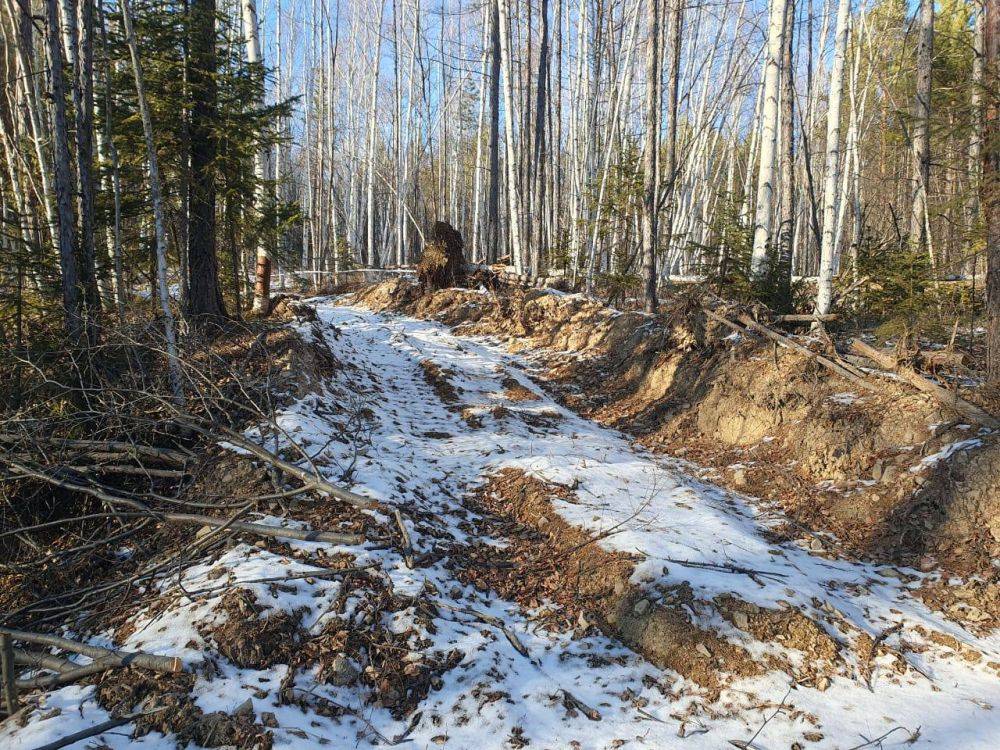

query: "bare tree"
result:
(984, 0), (1000, 383)
(640, 0), (661, 313)
(815, 0), (850, 316)
(118, 0), (183, 401)
(750, 0), (789, 277)
(909, 0), (933, 257)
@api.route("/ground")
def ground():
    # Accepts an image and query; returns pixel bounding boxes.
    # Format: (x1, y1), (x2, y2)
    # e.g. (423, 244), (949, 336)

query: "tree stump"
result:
(418, 221), (466, 291)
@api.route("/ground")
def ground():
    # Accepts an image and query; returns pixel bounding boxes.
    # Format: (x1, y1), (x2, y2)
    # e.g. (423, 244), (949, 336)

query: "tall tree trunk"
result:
(45, 0), (83, 343)
(641, 0), (661, 313)
(119, 0), (183, 401)
(777, 0), (795, 309)
(497, 0), (523, 271)
(984, 0), (1000, 384)
(661, 0), (682, 273)
(243, 0), (271, 314)
(75, 0), (100, 341)
(750, 0), (789, 277)
(487, 0), (501, 262)
(530, 0), (550, 277)
(814, 0), (850, 316)
(186, 0), (227, 323)
(909, 0), (933, 257)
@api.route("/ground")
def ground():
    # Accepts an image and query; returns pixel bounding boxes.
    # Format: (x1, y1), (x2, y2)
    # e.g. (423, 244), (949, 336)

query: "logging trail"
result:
(4, 296), (1000, 749)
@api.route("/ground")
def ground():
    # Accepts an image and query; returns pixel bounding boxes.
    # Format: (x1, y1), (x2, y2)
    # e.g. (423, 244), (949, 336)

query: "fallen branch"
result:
(31, 710), (159, 750)
(66, 464), (187, 479)
(15, 661), (117, 690)
(0, 629), (183, 674)
(161, 512), (361, 546)
(179, 420), (381, 510)
(736, 314), (877, 392)
(0, 434), (189, 465)
(394, 509), (413, 568)
(13, 649), (76, 673)
(2, 460), (362, 546)
(850, 340), (999, 429)
(773, 313), (838, 323)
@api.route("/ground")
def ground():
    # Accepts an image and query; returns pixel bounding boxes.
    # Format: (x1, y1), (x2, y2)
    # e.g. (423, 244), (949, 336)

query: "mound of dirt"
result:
(349, 279), (1000, 586)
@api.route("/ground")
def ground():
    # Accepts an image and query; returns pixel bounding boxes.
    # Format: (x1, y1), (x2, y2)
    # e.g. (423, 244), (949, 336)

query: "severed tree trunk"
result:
(186, 0), (227, 323)
(118, 0), (183, 402)
(640, 0), (661, 313)
(750, 0), (789, 277)
(909, 0), (933, 257)
(984, 0), (1000, 384)
(815, 0), (850, 316)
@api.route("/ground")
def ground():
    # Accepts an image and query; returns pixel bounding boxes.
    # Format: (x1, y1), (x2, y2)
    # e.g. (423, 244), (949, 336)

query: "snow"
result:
(4, 299), (999, 750)
(911, 438), (983, 472)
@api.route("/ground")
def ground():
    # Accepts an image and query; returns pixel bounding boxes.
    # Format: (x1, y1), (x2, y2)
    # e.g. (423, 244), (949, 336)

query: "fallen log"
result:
(849, 340), (999, 429)
(0, 629), (183, 674)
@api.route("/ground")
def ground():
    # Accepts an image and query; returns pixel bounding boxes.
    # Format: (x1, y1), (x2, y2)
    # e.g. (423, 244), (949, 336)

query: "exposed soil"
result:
(352, 279), (1000, 579)
(458, 468), (868, 700)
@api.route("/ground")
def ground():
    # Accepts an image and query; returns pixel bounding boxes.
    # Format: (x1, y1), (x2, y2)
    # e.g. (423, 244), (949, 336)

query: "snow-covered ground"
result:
(4, 299), (999, 749)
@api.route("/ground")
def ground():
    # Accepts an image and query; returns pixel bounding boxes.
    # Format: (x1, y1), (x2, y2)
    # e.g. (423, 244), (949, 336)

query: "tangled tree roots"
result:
(417, 221), (466, 291)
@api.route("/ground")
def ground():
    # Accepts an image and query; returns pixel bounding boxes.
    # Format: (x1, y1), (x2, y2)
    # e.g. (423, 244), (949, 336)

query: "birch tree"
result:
(750, 0), (789, 277)
(909, 0), (934, 256)
(640, 0), (661, 312)
(815, 0), (850, 316)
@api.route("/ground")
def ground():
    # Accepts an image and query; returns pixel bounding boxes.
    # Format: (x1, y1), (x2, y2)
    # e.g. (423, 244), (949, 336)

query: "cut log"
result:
(0, 629), (183, 674)
(850, 340), (999, 429)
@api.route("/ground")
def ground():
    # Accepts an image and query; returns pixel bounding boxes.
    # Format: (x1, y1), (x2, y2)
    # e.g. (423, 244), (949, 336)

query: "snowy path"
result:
(5, 300), (1000, 749)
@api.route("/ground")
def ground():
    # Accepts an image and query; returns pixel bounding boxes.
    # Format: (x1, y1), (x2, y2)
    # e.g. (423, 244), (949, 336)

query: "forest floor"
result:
(3, 291), (1000, 749)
